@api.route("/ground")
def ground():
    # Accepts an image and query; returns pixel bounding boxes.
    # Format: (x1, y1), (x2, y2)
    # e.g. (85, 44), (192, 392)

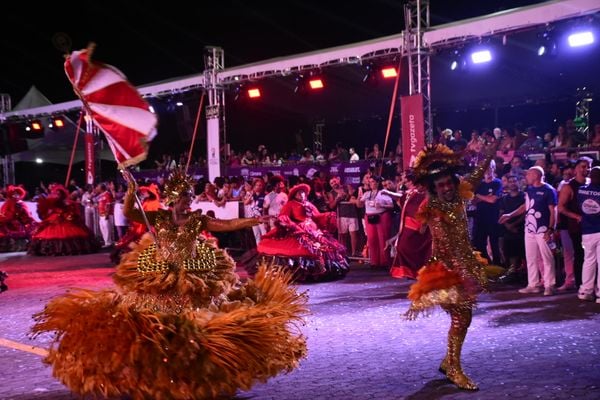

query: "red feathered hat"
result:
(139, 184), (159, 200)
(269, 175), (284, 185)
(50, 184), (69, 198)
(7, 185), (26, 199)
(288, 183), (311, 200)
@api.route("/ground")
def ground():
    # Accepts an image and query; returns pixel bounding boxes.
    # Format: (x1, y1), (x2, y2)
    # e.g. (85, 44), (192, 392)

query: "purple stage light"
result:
(471, 50), (492, 64)
(568, 31), (594, 47)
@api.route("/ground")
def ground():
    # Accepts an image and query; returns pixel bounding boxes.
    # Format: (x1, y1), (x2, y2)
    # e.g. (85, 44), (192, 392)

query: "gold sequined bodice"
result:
(153, 210), (205, 265)
(425, 192), (485, 286)
(134, 210), (221, 274)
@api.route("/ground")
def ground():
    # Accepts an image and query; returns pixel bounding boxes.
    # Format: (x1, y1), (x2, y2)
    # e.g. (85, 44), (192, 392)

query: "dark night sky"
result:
(2, 0), (599, 169)
(2, 0), (551, 103)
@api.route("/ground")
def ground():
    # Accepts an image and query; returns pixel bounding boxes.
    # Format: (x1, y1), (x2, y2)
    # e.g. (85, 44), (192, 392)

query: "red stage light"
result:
(31, 120), (43, 131)
(381, 67), (398, 78)
(309, 79), (324, 89)
(247, 88), (261, 98)
(52, 116), (65, 128)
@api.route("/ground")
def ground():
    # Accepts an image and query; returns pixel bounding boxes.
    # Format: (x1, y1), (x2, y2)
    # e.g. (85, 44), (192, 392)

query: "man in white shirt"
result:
(263, 176), (288, 229)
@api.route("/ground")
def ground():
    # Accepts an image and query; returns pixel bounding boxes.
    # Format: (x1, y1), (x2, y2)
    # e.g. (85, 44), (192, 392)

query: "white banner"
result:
(206, 117), (221, 181)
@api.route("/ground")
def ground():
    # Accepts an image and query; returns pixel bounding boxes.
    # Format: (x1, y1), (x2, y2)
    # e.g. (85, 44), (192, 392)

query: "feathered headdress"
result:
(163, 169), (195, 204)
(7, 185), (26, 199)
(413, 144), (464, 183)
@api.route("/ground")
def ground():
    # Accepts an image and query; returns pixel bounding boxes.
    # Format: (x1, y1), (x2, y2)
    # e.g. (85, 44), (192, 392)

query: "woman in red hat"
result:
(29, 184), (99, 256)
(110, 183), (161, 263)
(258, 183), (348, 281)
(0, 185), (36, 252)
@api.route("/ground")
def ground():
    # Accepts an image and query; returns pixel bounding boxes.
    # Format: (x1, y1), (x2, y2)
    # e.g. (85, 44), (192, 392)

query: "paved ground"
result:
(1, 250), (599, 400)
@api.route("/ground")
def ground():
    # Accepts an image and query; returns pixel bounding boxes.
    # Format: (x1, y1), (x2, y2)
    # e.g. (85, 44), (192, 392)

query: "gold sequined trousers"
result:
(439, 305), (478, 390)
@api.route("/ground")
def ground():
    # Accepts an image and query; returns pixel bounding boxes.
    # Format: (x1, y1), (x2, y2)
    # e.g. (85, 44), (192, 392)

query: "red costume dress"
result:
(390, 189), (432, 279)
(0, 186), (36, 252)
(28, 186), (99, 256)
(257, 184), (348, 281)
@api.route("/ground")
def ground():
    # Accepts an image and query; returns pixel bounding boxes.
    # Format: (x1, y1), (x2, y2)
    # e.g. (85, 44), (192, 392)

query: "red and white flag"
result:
(65, 48), (157, 168)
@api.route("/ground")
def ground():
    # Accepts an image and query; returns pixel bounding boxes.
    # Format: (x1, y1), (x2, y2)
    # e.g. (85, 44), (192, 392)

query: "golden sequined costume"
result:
(32, 177), (308, 400)
(405, 144), (492, 391)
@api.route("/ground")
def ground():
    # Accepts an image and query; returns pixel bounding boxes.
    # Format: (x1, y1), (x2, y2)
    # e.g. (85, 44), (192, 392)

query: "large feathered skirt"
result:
(32, 235), (308, 399)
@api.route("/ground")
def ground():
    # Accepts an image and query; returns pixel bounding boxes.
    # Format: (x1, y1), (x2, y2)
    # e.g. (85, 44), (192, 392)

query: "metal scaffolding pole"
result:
(0, 94), (14, 186)
(204, 47), (225, 181)
(404, 0), (432, 144)
(575, 87), (593, 142)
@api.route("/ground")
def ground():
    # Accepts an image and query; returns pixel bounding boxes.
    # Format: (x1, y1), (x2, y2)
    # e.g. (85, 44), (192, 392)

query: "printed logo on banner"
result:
(240, 169), (249, 176)
(330, 166), (339, 174)
(293, 168), (299, 176)
(306, 168), (318, 178)
(344, 167), (360, 173)
(209, 147), (218, 165)
(344, 177), (361, 185)
(401, 94), (426, 170)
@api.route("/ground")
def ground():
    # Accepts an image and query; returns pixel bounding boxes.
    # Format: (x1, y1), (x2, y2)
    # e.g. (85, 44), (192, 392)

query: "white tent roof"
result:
(11, 126), (114, 165)
(13, 85), (52, 111)
(423, 0), (600, 47)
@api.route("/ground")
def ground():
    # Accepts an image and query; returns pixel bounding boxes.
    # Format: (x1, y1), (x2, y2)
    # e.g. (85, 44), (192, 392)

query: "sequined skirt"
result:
(405, 260), (479, 320)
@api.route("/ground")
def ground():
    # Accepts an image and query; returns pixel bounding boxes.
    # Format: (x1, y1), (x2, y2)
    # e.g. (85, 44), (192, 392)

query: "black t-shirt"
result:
(499, 192), (526, 235)
(449, 138), (468, 152)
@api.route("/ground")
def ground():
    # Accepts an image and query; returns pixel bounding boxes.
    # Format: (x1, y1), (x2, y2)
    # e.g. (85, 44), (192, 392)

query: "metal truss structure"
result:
(575, 87), (593, 140)
(404, 0), (432, 143)
(3, 0), (597, 122)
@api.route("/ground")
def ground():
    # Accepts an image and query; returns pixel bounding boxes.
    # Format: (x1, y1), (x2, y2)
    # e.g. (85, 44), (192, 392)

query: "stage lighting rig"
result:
(537, 28), (557, 57)
(49, 115), (66, 129)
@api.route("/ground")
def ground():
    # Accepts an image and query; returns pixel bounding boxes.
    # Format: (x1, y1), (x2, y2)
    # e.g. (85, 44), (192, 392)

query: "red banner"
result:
(85, 131), (95, 185)
(400, 94), (425, 170)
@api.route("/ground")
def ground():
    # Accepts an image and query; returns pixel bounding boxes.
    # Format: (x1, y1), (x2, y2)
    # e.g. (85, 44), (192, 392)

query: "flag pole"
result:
(64, 112), (83, 187)
(379, 60), (402, 177)
(185, 91), (206, 174)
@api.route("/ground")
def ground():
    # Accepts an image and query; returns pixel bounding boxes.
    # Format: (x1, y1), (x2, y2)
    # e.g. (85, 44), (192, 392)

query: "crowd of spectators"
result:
(2, 119), (600, 301)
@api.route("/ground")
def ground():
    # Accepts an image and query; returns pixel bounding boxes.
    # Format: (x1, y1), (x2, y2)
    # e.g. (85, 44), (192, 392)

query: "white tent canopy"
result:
(11, 123), (114, 165)
(13, 85), (52, 111)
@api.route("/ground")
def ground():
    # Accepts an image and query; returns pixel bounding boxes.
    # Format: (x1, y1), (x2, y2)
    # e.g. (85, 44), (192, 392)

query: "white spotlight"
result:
(537, 45), (546, 56)
(35, 158), (43, 164)
(568, 31), (594, 47)
(471, 50), (492, 64)
(450, 60), (458, 70)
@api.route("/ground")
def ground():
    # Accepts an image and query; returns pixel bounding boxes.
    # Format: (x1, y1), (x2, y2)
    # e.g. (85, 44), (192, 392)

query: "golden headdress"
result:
(412, 144), (464, 183)
(163, 169), (196, 204)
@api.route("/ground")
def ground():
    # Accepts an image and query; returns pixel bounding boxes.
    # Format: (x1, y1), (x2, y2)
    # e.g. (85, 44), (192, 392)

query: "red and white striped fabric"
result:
(65, 49), (157, 168)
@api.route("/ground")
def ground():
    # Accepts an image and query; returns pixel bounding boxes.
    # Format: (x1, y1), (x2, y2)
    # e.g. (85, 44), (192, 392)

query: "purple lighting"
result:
(568, 31), (594, 47)
(471, 50), (492, 64)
